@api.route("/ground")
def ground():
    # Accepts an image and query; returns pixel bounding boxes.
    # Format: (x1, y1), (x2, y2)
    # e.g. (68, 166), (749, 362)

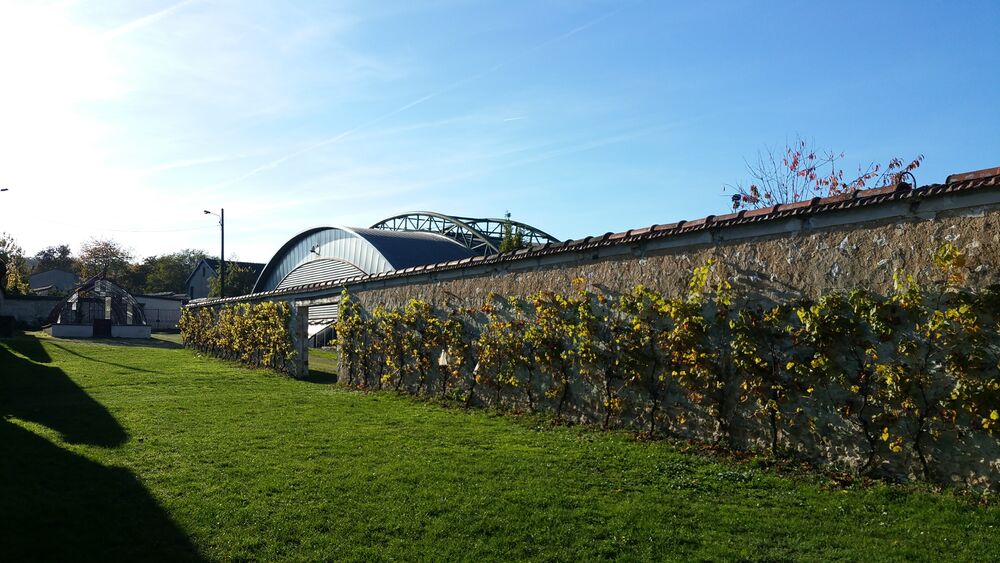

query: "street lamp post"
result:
(204, 208), (225, 298)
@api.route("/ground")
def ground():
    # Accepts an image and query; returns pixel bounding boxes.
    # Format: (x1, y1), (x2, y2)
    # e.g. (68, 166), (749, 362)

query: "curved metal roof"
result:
(253, 226), (475, 293)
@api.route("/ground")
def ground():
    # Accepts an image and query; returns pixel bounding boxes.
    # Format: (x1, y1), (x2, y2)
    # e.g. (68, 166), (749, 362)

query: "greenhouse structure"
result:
(45, 276), (151, 339)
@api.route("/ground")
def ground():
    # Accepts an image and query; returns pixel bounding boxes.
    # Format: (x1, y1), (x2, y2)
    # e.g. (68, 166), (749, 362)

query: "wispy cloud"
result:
(103, 0), (199, 40)
(205, 2), (636, 193)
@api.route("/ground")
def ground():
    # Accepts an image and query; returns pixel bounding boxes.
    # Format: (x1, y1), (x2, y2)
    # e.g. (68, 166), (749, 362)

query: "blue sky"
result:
(1, 0), (998, 262)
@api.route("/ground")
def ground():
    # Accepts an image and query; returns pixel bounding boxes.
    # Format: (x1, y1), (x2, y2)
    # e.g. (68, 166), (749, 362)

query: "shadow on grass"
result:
(305, 349), (339, 384)
(46, 342), (162, 375)
(0, 338), (203, 560)
(304, 369), (339, 384)
(4, 332), (52, 363)
(2, 339), (127, 447)
(90, 336), (185, 350)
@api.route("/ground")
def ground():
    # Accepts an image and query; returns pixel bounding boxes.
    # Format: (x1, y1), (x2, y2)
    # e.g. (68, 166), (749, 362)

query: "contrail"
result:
(207, 2), (639, 193)
(104, 0), (199, 39)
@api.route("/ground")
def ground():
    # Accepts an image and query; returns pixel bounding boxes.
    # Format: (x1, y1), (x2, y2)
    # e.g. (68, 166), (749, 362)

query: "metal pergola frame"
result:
(370, 211), (559, 256)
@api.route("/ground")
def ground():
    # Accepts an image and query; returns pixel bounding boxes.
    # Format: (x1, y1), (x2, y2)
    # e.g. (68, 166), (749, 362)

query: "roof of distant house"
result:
(202, 259), (265, 274)
(28, 269), (78, 281)
(184, 258), (266, 289)
(135, 292), (189, 301)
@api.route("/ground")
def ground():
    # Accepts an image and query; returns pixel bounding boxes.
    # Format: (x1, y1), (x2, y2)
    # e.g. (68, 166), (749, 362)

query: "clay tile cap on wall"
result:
(946, 166), (1000, 184)
(652, 222), (678, 232)
(684, 215), (714, 229)
(713, 211), (740, 222)
(780, 199), (814, 211)
(816, 193), (853, 206)
(856, 184), (904, 199)
(742, 205), (776, 218)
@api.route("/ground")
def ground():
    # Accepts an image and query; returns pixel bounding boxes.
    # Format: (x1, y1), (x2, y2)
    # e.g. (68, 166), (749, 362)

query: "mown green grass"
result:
(2, 333), (997, 561)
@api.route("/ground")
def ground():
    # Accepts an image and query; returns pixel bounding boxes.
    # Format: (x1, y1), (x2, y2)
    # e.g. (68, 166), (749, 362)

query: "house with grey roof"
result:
(184, 259), (265, 299)
(29, 269), (79, 295)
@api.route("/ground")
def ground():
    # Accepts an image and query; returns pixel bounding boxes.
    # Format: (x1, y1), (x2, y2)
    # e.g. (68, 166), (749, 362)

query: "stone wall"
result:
(330, 199), (1000, 490)
(343, 205), (1000, 310)
(2, 297), (60, 328)
(184, 174), (1000, 488)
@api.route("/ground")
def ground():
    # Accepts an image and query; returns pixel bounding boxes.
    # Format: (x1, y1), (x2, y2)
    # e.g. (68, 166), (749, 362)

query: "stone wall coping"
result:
(189, 165), (1000, 308)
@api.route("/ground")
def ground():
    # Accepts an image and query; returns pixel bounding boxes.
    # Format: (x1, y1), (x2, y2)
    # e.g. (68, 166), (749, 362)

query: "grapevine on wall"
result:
(179, 300), (295, 372)
(336, 243), (1000, 487)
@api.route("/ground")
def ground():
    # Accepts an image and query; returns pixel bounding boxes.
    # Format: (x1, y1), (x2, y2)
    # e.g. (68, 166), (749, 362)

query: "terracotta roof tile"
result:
(858, 183), (909, 198)
(780, 199), (815, 212)
(683, 215), (715, 229)
(816, 192), (854, 206)
(946, 166), (1000, 184)
(743, 205), (777, 218)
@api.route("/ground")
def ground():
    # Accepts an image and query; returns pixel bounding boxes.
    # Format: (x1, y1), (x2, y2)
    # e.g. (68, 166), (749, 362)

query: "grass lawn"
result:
(2, 333), (997, 561)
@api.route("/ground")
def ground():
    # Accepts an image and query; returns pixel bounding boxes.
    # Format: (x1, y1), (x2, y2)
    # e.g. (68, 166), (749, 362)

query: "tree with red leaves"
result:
(726, 137), (923, 210)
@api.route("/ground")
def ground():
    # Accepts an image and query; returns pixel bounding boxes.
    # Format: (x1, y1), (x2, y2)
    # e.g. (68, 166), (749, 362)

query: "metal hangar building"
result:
(251, 212), (559, 340)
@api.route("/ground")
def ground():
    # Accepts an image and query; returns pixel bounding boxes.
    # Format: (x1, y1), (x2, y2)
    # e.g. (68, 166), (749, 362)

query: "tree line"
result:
(0, 233), (252, 297)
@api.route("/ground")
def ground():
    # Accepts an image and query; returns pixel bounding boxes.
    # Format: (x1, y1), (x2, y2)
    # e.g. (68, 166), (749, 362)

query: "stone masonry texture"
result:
(347, 205), (1000, 309)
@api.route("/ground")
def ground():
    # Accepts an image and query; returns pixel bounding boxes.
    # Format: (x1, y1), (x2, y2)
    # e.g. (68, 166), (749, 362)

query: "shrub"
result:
(179, 301), (295, 372)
